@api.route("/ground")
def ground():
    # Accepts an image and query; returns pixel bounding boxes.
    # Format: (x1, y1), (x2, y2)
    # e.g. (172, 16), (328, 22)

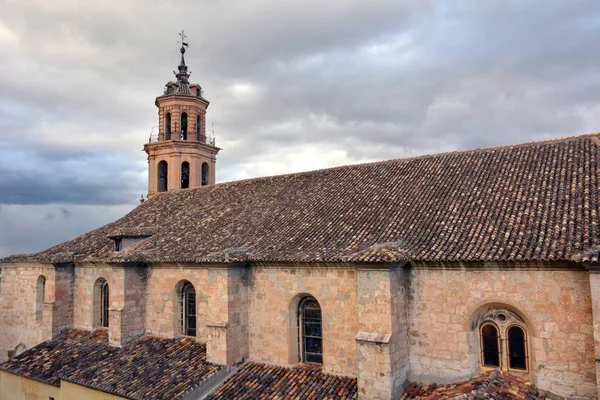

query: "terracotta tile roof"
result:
(0, 329), (222, 400)
(4, 133), (600, 265)
(206, 362), (358, 400)
(106, 226), (157, 239)
(0, 329), (113, 387)
(401, 370), (558, 400)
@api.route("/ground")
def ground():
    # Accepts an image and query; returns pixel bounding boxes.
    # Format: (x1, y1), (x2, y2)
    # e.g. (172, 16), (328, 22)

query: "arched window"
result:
(36, 275), (46, 323)
(298, 296), (322, 364)
(202, 162), (209, 186)
(101, 280), (109, 327)
(181, 162), (190, 189)
(94, 278), (109, 328)
(165, 113), (172, 140)
(480, 323), (500, 367)
(507, 325), (527, 370)
(474, 308), (530, 372)
(181, 112), (188, 140)
(180, 282), (196, 336)
(158, 161), (168, 192)
(196, 115), (201, 141)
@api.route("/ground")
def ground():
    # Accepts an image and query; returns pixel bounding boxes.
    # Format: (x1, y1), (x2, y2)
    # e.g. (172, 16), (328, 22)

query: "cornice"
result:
(144, 140), (221, 154)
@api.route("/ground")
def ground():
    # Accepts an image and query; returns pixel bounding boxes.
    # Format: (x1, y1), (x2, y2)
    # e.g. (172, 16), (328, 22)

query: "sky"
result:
(0, 0), (599, 257)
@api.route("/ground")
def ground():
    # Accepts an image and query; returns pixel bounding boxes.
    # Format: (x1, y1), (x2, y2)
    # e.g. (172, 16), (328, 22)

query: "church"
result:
(1, 39), (600, 400)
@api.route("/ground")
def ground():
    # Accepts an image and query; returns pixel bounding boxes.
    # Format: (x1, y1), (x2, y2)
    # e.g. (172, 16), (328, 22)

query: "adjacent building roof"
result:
(4, 133), (600, 265)
(0, 329), (113, 387)
(0, 329), (222, 400)
(206, 362), (358, 400)
(401, 370), (556, 400)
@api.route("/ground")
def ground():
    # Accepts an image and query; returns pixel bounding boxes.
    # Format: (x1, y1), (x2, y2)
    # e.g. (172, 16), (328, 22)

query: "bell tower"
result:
(144, 31), (220, 198)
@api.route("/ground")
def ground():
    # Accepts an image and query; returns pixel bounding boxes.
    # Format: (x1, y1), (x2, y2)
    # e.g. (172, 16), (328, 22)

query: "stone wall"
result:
(587, 271), (600, 399)
(355, 266), (410, 400)
(73, 264), (123, 331)
(407, 265), (597, 399)
(0, 263), (68, 362)
(248, 264), (359, 376)
(391, 267), (411, 393)
(206, 267), (230, 364)
(225, 266), (249, 365)
(144, 265), (209, 341)
(1, 260), (598, 399)
(121, 266), (147, 342)
(52, 265), (75, 337)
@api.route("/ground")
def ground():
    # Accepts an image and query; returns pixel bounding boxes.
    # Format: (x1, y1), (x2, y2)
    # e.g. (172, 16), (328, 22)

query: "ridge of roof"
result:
(185, 131), (600, 192)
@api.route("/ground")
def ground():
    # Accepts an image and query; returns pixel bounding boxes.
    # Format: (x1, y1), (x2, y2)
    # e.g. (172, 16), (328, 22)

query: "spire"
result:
(174, 30), (190, 84)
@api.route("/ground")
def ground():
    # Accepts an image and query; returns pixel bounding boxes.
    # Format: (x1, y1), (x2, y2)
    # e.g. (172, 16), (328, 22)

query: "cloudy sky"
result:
(0, 0), (599, 257)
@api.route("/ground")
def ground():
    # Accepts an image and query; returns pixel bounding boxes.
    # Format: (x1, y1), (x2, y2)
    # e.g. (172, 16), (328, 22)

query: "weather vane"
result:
(178, 30), (189, 48)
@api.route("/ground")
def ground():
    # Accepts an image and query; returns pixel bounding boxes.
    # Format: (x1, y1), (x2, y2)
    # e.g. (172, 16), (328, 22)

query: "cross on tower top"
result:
(178, 30), (189, 48)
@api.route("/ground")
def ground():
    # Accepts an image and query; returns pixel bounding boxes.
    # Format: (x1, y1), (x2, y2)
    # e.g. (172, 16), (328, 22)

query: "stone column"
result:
(40, 302), (54, 342)
(148, 155), (156, 197)
(206, 266), (249, 365)
(108, 265), (146, 347)
(169, 155), (180, 191)
(191, 157), (201, 188)
(104, 266), (125, 347)
(52, 264), (75, 337)
(588, 270), (600, 398)
(356, 265), (409, 400)
(108, 308), (122, 346)
(210, 157), (216, 185)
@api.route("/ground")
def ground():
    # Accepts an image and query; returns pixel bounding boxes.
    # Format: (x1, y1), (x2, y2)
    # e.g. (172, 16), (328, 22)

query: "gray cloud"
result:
(0, 204), (135, 257)
(0, 0), (599, 256)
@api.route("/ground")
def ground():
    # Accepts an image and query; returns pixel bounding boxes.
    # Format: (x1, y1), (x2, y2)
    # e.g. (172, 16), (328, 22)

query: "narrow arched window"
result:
(94, 278), (109, 328)
(480, 323), (500, 367)
(165, 113), (172, 140)
(181, 282), (196, 336)
(508, 325), (527, 371)
(36, 276), (46, 323)
(181, 112), (188, 140)
(158, 161), (168, 192)
(196, 115), (201, 141)
(181, 162), (190, 189)
(100, 280), (109, 328)
(201, 162), (209, 186)
(298, 296), (322, 364)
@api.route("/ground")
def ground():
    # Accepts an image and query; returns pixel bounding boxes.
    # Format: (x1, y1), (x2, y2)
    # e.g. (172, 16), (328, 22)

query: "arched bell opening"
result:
(201, 162), (209, 186)
(196, 115), (201, 141)
(181, 162), (190, 189)
(181, 112), (188, 140)
(165, 113), (172, 140)
(158, 161), (168, 192)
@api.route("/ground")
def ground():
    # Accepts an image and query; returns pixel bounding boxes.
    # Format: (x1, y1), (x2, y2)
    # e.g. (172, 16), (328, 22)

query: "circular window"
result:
(497, 313), (507, 322)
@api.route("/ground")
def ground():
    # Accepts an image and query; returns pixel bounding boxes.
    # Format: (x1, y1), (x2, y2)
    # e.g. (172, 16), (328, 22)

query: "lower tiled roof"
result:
(401, 370), (554, 400)
(0, 329), (113, 387)
(206, 362), (358, 400)
(0, 329), (222, 400)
